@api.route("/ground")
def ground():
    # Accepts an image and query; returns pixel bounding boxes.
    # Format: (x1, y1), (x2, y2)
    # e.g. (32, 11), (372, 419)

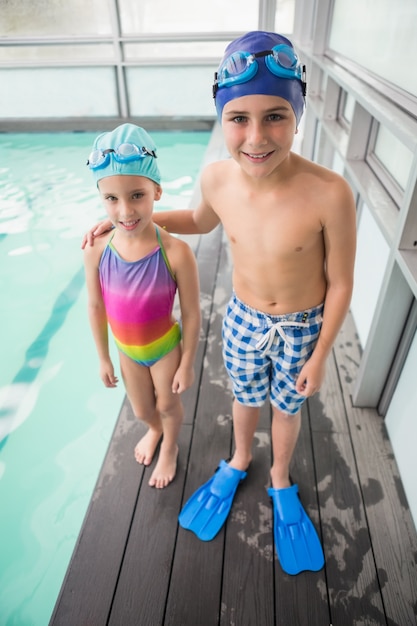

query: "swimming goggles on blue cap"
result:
(87, 143), (157, 170)
(213, 44), (306, 97)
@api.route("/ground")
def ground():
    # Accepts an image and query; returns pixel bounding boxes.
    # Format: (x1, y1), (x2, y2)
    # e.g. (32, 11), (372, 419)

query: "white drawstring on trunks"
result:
(255, 320), (308, 351)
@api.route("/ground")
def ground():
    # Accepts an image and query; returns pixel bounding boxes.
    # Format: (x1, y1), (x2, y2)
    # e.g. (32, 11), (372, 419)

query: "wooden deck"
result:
(50, 221), (417, 626)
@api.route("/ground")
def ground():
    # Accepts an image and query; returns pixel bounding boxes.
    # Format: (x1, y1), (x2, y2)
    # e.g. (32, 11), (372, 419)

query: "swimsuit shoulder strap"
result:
(107, 229), (117, 249)
(155, 225), (176, 282)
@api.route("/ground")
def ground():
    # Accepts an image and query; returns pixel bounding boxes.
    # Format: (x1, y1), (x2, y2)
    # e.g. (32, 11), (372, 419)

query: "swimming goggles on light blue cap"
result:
(87, 143), (157, 170)
(213, 45), (306, 97)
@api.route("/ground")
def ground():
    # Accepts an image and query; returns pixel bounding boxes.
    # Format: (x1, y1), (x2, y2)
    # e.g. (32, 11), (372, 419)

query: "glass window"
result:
(0, 68), (118, 118)
(1, 0), (112, 36)
(340, 91), (355, 125)
(124, 41), (226, 62)
(319, 69), (327, 100)
(351, 202), (390, 347)
(126, 66), (216, 117)
(119, 0), (258, 35)
(332, 150), (345, 176)
(0, 45), (115, 62)
(337, 90), (355, 132)
(274, 0), (295, 33)
(329, 0), (417, 98)
(367, 122), (414, 198)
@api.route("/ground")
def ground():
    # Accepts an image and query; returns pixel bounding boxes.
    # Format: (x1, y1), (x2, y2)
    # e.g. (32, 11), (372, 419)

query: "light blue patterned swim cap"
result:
(88, 123), (161, 186)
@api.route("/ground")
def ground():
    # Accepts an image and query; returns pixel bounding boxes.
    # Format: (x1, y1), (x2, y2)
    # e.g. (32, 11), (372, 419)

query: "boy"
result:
(84, 31), (356, 573)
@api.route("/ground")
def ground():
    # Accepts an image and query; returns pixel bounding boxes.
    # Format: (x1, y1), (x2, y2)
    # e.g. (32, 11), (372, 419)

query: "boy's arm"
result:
(169, 240), (201, 393)
(153, 179), (221, 235)
(296, 178), (357, 396)
(84, 245), (118, 388)
(153, 164), (222, 235)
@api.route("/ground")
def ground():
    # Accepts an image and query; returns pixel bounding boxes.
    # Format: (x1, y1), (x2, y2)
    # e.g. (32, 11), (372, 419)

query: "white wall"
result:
(386, 330), (417, 523)
(350, 204), (390, 347)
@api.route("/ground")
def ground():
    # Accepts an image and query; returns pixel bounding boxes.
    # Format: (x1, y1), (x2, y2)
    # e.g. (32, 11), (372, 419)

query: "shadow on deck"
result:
(50, 222), (417, 626)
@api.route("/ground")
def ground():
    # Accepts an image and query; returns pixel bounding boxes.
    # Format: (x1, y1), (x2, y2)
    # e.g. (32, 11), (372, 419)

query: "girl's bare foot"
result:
(134, 429), (162, 466)
(148, 444), (179, 489)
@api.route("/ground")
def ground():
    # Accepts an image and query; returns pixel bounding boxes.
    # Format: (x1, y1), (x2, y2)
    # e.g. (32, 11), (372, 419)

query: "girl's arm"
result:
(83, 245), (119, 388)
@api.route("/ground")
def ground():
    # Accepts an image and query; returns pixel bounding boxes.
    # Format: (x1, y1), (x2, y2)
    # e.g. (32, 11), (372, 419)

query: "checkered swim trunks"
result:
(222, 293), (324, 414)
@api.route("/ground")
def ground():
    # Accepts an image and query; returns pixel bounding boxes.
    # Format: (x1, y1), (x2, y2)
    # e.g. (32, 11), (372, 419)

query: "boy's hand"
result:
(296, 359), (325, 397)
(81, 219), (113, 249)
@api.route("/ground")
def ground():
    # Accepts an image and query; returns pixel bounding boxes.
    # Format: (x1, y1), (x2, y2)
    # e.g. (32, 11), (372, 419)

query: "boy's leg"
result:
(268, 406), (325, 574)
(178, 396), (252, 540)
(229, 400), (260, 471)
(270, 406), (301, 489)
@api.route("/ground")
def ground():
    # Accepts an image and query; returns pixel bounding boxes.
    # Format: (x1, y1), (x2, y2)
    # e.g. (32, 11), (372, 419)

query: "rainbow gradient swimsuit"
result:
(99, 226), (181, 366)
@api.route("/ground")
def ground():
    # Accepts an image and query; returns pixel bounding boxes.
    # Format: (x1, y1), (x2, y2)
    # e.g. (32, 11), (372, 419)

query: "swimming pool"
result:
(0, 130), (210, 625)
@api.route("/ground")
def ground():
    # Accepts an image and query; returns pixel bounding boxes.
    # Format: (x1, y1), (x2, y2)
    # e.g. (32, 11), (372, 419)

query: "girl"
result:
(83, 123), (200, 489)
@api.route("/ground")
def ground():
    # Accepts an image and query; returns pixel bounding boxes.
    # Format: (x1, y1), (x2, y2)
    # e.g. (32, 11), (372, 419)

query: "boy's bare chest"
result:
(220, 197), (322, 257)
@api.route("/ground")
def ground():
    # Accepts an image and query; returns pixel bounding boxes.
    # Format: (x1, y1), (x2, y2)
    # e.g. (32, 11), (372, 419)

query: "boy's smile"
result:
(221, 94), (297, 176)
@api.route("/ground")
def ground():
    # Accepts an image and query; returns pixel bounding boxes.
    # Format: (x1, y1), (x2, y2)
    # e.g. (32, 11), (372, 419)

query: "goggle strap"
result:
(213, 72), (219, 98)
(301, 65), (307, 96)
(102, 146), (156, 158)
(253, 49), (276, 59)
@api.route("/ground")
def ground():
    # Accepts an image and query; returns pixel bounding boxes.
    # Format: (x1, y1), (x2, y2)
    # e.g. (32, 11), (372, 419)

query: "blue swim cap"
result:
(214, 31), (306, 126)
(88, 123), (161, 186)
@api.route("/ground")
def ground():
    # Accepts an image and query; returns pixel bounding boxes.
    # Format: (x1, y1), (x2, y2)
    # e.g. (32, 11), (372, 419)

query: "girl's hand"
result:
(99, 360), (119, 388)
(172, 365), (195, 394)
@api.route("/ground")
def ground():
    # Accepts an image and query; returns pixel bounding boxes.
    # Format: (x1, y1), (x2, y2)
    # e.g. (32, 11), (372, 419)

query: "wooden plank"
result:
(49, 399), (147, 626)
(267, 403), (330, 626)
(50, 226), (223, 626)
(50, 243), (417, 626)
(106, 226), (225, 626)
(313, 428), (386, 625)
(221, 413), (275, 626)
(164, 235), (234, 626)
(108, 425), (192, 626)
(176, 226), (223, 427)
(334, 313), (417, 625)
(309, 350), (350, 434)
(310, 343), (386, 624)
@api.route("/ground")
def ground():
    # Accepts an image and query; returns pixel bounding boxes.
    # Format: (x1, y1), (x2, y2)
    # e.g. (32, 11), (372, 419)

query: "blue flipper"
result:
(268, 484), (324, 575)
(179, 460), (247, 541)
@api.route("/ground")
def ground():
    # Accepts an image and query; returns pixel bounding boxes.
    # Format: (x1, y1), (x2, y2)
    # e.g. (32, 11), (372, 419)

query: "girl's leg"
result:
(229, 400), (261, 471)
(118, 351), (162, 467)
(270, 406), (301, 489)
(149, 345), (184, 488)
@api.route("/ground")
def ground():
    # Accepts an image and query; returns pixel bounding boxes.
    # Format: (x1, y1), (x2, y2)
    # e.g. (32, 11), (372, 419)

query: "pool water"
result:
(0, 130), (209, 625)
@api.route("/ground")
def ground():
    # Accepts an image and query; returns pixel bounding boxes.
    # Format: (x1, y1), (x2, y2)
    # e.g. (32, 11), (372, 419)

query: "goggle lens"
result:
(213, 45), (305, 96)
(117, 143), (141, 159)
(272, 46), (297, 69)
(87, 143), (156, 170)
(222, 52), (252, 78)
